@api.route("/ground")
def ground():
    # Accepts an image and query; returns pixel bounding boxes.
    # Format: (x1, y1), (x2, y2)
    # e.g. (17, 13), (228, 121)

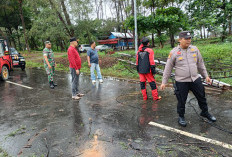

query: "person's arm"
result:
(52, 51), (56, 67)
(44, 56), (52, 69)
(76, 51), (81, 70)
(43, 51), (51, 69)
(136, 51), (139, 72)
(87, 56), (91, 67)
(197, 49), (210, 83)
(148, 49), (156, 74)
(69, 51), (80, 75)
(87, 50), (91, 67)
(136, 51), (139, 65)
(76, 69), (80, 75)
(160, 51), (175, 90)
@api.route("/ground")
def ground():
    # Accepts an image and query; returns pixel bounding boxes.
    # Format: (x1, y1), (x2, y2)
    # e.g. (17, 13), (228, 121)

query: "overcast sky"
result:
(89, 1), (115, 20)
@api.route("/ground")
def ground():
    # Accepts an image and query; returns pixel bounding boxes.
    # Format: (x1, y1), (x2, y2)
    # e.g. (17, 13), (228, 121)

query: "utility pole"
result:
(134, 0), (138, 54)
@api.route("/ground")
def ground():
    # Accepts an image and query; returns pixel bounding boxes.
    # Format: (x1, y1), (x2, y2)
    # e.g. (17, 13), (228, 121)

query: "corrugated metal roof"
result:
(111, 32), (133, 39)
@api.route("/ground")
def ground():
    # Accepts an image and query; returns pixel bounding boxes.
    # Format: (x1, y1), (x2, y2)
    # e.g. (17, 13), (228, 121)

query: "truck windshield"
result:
(10, 48), (18, 55)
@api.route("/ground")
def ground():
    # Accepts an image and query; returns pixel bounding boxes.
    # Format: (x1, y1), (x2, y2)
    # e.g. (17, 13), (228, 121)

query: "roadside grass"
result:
(26, 61), (44, 69)
(28, 154), (46, 157)
(220, 78), (232, 85)
(19, 50), (66, 54)
(5, 125), (26, 139)
(0, 147), (11, 157)
(26, 61), (70, 73)
(55, 63), (69, 72)
(118, 42), (232, 61)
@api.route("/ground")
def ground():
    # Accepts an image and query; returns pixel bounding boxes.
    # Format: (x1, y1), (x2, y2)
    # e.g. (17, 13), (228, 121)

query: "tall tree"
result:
(18, 0), (30, 52)
(156, 7), (189, 48)
(60, 0), (74, 36)
(48, 0), (73, 37)
(187, 0), (232, 41)
(143, 0), (158, 47)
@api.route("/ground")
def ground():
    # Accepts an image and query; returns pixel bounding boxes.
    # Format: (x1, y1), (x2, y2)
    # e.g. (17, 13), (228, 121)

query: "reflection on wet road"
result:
(0, 68), (232, 157)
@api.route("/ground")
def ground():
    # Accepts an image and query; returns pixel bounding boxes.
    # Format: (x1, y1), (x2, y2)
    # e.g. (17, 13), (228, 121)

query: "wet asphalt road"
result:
(0, 68), (232, 157)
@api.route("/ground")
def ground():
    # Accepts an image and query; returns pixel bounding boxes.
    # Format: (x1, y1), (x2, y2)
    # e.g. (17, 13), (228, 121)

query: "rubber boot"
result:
(52, 81), (57, 87)
(141, 89), (148, 100)
(151, 89), (159, 100)
(49, 81), (55, 89)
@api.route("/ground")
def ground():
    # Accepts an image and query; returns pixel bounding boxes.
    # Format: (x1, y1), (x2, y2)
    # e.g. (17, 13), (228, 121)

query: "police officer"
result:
(43, 41), (57, 89)
(160, 31), (216, 127)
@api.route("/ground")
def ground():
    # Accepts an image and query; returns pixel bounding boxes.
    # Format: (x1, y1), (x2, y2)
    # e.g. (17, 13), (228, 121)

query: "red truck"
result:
(0, 38), (12, 80)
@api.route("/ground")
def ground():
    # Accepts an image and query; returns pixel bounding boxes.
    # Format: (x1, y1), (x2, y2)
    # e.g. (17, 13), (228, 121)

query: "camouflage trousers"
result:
(45, 65), (55, 82)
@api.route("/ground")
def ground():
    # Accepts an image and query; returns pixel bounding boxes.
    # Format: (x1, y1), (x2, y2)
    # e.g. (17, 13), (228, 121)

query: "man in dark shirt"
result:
(87, 41), (103, 84)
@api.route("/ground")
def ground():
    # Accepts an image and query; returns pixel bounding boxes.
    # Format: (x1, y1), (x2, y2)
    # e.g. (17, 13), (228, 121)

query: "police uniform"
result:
(162, 31), (216, 126)
(43, 47), (55, 85)
(136, 38), (160, 100)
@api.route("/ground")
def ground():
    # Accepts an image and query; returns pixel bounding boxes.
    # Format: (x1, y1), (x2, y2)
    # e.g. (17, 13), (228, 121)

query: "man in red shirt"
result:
(67, 37), (84, 100)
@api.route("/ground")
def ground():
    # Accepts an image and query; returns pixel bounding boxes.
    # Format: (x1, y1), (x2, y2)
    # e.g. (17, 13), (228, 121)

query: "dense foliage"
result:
(0, 0), (231, 51)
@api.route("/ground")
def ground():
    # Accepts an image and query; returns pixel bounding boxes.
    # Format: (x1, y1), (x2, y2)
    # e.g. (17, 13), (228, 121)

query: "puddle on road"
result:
(81, 135), (105, 157)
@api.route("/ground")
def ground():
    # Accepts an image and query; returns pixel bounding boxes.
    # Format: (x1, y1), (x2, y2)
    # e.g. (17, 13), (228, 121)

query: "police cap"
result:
(179, 31), (192, 39)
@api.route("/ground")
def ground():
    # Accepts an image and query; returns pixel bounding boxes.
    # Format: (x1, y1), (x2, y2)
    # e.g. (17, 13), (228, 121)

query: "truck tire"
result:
(1, 66), (9, 81)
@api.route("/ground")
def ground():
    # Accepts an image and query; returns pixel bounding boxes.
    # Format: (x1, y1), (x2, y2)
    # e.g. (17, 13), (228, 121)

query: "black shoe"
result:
(200, 112), (216, 122)
(178, 117), (187, 127)
(52, 81), (57, 86)
(49, 82), (55, 89)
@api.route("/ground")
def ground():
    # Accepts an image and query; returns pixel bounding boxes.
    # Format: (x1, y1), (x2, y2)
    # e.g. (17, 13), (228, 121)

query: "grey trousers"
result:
(70, 68), (79, 96)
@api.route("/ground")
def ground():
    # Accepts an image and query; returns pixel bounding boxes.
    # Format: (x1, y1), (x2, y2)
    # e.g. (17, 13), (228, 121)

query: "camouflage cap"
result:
(44, 41), (51, 45)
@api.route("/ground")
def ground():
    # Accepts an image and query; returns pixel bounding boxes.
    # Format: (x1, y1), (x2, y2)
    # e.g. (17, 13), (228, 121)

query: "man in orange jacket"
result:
(136, 38), (161, 101)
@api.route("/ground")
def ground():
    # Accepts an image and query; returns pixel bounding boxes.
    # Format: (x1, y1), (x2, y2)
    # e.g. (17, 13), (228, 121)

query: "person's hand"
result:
(206, 76), (211, 84)
(88, 63), (91, 68)
(48, 65), (52, 69)
(99, 60), (102, 65)
(76, 69), (80, 75)
(160, 84), (166, 90)
(55, 63), (57, 68)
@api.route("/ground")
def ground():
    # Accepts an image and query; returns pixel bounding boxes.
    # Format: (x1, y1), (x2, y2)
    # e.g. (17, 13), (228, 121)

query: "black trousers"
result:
(175, 77), (208, 117)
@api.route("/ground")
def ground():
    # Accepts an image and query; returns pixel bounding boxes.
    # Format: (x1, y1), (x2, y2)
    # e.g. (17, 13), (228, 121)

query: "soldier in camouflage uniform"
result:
(43, 41), (57, 89)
